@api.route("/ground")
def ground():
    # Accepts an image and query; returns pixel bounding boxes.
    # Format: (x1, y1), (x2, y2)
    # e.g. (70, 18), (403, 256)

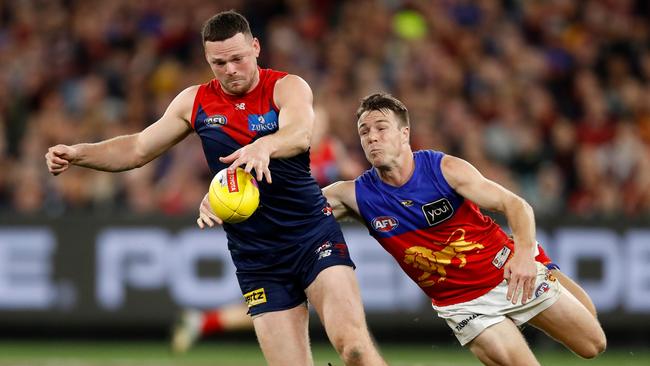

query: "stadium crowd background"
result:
(1, 0), (650, 220)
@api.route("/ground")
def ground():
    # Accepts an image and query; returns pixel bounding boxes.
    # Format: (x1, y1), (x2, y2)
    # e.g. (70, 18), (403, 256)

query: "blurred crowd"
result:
(1, 0), (650, 219)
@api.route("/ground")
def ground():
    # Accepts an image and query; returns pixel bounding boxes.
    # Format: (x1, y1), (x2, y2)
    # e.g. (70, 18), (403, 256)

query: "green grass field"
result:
(0, 341), (648, 366)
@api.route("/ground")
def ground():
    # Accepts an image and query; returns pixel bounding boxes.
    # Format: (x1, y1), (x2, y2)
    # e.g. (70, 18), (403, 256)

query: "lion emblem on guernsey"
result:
(403, 229), (484, 287)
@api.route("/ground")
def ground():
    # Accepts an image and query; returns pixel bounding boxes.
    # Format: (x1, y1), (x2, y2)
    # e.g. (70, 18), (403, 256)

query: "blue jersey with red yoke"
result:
(191, 68), (330, 253)
(355, 150), (514, 306)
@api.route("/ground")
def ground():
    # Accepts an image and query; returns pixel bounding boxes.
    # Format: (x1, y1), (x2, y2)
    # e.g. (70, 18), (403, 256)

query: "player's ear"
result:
(252, 37), (260, 57)
(401, 126), (410, 144)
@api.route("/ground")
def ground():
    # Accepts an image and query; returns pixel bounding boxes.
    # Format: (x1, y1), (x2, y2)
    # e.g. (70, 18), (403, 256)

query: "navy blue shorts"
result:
(231, 223), (355, 316)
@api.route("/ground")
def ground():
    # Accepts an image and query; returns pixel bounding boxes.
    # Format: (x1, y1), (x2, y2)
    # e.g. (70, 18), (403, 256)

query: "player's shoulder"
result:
(412, 149), (441, 171)
(274, 73), (310, 91)
(172, 85), (202, 103)
(272, 72), (312, 105)
(414, 149), (444, 161)
(355, 167), (377, 186)
(261, 67), (289, 79)
(167, 85), (202, 118)
(261, 67), (306, 88)
(439, 153), (465, 171)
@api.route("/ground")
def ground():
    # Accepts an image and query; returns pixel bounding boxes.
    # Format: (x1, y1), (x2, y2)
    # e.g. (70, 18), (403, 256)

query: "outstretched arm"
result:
(322, 180), (360, 221)
(441, 155), (537, 304)
(220, 75), (314, 183)
(45, 86), (197, 175)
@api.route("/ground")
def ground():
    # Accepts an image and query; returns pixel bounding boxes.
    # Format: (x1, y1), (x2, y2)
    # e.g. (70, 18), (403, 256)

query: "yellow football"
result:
(208, 167), (260, 223)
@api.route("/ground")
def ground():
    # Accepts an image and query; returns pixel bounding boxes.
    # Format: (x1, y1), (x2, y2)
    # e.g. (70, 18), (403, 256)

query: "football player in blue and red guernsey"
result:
(321, 93), (605, 365)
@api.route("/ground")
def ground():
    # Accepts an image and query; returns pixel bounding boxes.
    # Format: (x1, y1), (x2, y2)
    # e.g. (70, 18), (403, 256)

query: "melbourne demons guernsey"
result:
(355, 150), (514, 306)
(191, 68), (329, 253)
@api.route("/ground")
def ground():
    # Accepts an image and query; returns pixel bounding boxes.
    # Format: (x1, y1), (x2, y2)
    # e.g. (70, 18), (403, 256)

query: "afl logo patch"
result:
(204, 115), (227, 127)
(372, 216), (399, 232)
(535, 282), (550, 297)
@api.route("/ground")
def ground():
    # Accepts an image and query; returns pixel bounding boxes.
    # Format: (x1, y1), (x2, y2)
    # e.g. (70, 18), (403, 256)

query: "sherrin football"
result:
(208, 167), (260, 223)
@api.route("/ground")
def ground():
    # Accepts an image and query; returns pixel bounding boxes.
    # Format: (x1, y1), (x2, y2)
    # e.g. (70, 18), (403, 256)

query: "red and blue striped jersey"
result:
(191, 68), (330, 253)
(355, 150), (514, 306)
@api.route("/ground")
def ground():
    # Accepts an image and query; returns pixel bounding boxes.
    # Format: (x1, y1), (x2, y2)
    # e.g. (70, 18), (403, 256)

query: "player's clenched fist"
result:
(45, 144), (77, 176)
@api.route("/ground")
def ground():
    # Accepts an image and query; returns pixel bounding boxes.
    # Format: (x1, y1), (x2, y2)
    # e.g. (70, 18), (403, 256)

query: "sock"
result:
(201, 310), (225, 335)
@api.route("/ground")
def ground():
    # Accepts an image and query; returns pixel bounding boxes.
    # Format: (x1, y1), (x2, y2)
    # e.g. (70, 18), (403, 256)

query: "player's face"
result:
(204, 33), (260, 95)
(357, 110), (408, 168)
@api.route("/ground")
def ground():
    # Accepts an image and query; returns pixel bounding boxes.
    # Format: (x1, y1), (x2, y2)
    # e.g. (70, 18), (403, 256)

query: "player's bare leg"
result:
(528, 288), (606, 358)
(550, 269), (597, 317)
(467, 318), (540, 366)
(252, 304), (313, 366)
(306, 266), (388, 366)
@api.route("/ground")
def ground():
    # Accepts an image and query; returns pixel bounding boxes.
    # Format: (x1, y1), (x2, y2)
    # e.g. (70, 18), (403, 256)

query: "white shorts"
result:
(432, 262), (561, 346)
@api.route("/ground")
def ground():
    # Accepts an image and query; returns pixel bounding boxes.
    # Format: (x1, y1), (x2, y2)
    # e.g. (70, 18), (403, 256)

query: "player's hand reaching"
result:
(503, 250), (537, 304)
(219, 140), (272, 184)
(45, 144), (77, 176)
(197, 193), (223, 228)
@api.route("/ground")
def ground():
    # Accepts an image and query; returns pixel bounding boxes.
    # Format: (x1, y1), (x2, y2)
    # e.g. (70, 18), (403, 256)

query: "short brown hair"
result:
(356, 93), (410, 128)
(202, 10), (252, 42)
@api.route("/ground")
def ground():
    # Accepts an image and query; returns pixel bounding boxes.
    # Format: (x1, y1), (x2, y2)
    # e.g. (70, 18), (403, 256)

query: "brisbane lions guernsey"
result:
(355, 150), (514, 306)
(191, 68), (330, 253)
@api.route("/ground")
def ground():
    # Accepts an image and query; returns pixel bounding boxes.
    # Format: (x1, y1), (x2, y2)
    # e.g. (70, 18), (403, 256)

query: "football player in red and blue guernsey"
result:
(321, 93), (605, 365)
(45, 10), (387, 366)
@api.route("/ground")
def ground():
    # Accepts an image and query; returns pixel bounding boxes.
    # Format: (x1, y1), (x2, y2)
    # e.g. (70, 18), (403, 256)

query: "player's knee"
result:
(470, 345), (512, 365)
(471, 349), (513, 365)
(339, 344), (364, 365)
(331, 335), (369, 365)
(469, 338), (540, 366)
(576, 332), (607, 359)
(591, 329), (607, 357)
